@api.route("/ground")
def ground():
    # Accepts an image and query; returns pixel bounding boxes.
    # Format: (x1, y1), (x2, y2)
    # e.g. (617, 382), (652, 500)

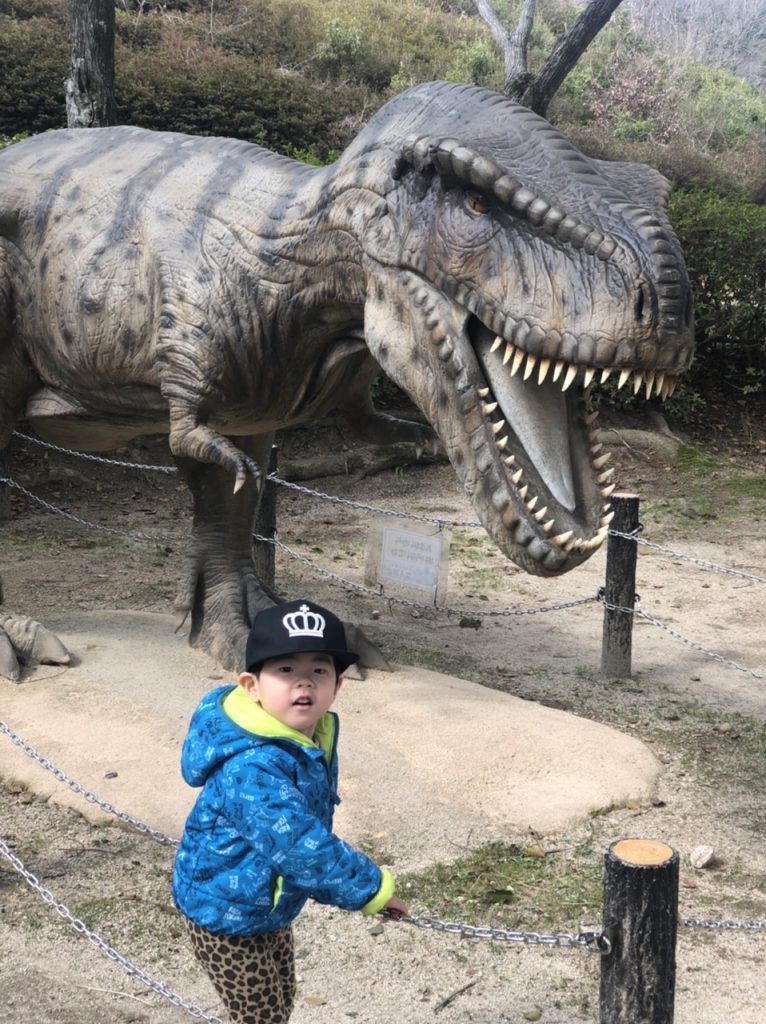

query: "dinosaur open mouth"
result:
(463, 314), (679, 560)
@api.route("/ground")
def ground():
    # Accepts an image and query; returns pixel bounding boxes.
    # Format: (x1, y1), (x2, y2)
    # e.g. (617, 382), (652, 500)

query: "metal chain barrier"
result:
(12, 431), (179, 474)
(0, 475), (183, 545)
(599, 594), (766, 682)
(256, 533), (600, 619)
(609, 526), (766, 587)
(268, 474), (481, 528)
(680, 915), (766, 932)
(0, 838), (223, 1023)
(380, 910), (610, 953)
(0, 720), (178, 846)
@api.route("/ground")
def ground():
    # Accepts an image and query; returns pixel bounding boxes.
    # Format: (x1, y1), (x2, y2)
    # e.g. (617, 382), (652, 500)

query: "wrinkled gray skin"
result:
(0, 82), (693, 677)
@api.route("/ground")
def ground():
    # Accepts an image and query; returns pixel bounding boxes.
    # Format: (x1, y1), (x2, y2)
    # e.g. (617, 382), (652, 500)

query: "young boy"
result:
(172, 599), (408, 1024)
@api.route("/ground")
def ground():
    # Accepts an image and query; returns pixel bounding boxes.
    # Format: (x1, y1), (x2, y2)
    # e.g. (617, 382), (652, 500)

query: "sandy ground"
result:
(1, 423), (765, 1023)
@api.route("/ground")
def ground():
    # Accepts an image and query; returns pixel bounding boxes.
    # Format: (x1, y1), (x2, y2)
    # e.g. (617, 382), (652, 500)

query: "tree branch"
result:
(521, 0), (623, 116)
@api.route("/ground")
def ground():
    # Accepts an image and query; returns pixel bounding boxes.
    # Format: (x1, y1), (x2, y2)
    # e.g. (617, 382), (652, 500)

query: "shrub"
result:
(0, 15), (67, 134)
(669, 189), (766, 396)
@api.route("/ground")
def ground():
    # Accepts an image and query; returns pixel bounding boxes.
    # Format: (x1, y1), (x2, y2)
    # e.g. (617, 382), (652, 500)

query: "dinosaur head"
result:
(350, 83), (693, 576)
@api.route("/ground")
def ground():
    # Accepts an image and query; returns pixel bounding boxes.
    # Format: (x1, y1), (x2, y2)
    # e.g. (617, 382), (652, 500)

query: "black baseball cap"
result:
(245, 600), (360, 674)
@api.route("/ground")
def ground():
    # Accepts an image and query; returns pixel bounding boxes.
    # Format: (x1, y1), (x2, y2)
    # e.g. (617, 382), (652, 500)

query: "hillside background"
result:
(1, 0), (764, 437)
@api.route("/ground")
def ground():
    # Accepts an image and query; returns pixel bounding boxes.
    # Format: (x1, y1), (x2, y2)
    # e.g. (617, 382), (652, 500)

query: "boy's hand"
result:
(381, 896), (409, 921)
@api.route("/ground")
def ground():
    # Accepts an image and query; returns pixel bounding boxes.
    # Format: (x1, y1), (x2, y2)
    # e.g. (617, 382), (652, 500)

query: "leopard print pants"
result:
(185, 919), (296, 1024)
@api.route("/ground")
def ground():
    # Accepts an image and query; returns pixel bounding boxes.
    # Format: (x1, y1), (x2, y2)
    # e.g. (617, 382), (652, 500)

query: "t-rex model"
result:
(0, 81), (693, 679)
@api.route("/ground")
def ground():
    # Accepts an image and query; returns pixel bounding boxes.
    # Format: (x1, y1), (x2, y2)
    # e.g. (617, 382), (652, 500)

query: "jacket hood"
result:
(180, 685), (336, 787)
(180, 686), (257, 787)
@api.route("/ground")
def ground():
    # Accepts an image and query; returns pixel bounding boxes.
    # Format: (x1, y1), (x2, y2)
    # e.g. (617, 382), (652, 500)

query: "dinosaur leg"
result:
(173, 433), (277, 671)
(0, 270), (70, 680)
(336, 369), (439, 451)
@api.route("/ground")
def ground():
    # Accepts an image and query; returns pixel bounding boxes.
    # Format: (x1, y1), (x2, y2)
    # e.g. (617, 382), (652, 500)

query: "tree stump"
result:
(600, 838), (679, 1024)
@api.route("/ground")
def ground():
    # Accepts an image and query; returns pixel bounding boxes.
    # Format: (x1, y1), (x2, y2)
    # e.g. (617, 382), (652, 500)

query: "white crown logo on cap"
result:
(282, 603), (326, 639)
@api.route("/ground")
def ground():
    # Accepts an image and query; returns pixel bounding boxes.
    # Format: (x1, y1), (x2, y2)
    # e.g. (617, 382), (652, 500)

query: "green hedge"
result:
(669, 189), (766, 393)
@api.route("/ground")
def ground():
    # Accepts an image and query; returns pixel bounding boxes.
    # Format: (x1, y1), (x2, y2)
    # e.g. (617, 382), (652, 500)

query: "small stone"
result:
(371, 610), (380, 620)
(690, 675), (701, 682)
(368, 923), (385, 937)
(522, 1007), (543, 1021)
(104, 770), (119, 779)
(690, 845), (715, 869)
(715, 722), (732, 734)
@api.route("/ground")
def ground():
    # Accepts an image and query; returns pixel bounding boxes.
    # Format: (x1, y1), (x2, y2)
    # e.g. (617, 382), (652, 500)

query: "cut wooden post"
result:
(600, 838), (679, 1024)
(252, 445), (278, 590)
(601, 491), (640, 678)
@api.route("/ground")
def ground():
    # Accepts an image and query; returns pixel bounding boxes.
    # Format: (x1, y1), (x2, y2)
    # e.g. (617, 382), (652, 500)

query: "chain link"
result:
(0, 838), (222, 1022)
(0, 720), (178, 847)
(680, 915), (766, 932)
(600, 597), (766, 682)
(1, 476), (183, 545)
(609, 527), (766, 586)
(256, 533), (600, 619)
(12, 431), (179, 473)
(268, 474), (481, 528)
(381, 911), (610, 954)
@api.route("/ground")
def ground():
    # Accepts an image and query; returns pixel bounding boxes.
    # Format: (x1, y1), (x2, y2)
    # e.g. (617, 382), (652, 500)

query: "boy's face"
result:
(239, 651), (342, 737)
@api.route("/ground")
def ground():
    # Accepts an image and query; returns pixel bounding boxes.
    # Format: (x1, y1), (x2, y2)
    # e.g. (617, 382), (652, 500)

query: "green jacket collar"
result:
(222, 685), (335, 763)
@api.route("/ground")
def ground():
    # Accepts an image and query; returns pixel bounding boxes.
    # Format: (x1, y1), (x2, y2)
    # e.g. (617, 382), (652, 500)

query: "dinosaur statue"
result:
(0, 81), (693, 678)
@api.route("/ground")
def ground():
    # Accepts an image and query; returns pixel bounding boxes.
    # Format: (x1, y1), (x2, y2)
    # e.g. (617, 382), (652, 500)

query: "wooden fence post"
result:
(601, 492), (640, 678)
(600, 838), (679, 1024)
(253, 444), (278, 591)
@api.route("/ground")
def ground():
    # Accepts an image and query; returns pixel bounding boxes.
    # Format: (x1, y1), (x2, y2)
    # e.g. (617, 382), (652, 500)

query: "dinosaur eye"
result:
(466, 192), (491, 215)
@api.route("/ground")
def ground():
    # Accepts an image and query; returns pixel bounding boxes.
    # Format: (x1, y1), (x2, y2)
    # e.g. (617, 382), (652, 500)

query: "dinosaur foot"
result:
(0, 612), (71, 682)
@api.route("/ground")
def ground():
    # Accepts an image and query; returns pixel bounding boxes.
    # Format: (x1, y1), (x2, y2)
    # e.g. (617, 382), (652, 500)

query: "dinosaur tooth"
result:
(511, 468), (523, 485)
(632, 370), (644, 395)
(590, 442), (603, 455)
(592, 453), (611, 469)
(523, 352), (537, 381)
(552, 530), (573, 546)
(526, 495), (538, 511)
(597, 467), (615, 483)
(503, 454), (516, 466)
(584, 410), (599, 425)
(601, 483), (617, 497)
(552, 359), (565, 383)
(510, 347), (525, 377)
(600, 367), (613, 383)
(655, 372), (665, 394)
(617, 368), (631, 390)
(542, 519), (555, 533)
(600, 511), (616, 525)
(583, 367), (596, 388)
(644, 371), (656, 399)
(587, 429), (601, 442)
(503, 342), (515, 365)
(668, 375), (678, 397)
(491, 419), (506, 435)
(561, 364), (578, 391)
(518, 484), (529, 499)
(478, 387), (490, 398)
(490, 335), (503, 353)
(537, 358), (551, 385)
(482, 401), (498, 415)
(533, 506), (547, 521)
(495, 435), (509, 451)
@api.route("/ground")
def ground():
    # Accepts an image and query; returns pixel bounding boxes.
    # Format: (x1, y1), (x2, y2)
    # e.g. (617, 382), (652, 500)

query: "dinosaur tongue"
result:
(478, 339), (577, 512)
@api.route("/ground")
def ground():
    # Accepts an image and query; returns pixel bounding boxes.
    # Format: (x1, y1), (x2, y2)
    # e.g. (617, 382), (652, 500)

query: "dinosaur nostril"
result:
(634, 286), (645, 323)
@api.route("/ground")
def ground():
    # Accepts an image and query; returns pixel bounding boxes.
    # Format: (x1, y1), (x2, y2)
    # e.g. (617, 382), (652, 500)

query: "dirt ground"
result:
(1, 411), (765, 1024)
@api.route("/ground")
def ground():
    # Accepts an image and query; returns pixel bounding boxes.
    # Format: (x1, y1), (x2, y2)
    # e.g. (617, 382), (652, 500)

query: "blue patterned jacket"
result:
(172, 685), (391, 935)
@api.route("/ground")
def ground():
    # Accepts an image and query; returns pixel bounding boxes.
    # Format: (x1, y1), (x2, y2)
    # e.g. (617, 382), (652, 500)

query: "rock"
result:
(522, 1007), (543, 1021)
(690, 845), (715, 869)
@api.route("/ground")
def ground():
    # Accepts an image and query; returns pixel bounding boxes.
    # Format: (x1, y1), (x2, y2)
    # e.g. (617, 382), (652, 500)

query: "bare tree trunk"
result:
(65, 0), (116, 128)
(473, 0), (624, 116)
(522, 0), (623, 115)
